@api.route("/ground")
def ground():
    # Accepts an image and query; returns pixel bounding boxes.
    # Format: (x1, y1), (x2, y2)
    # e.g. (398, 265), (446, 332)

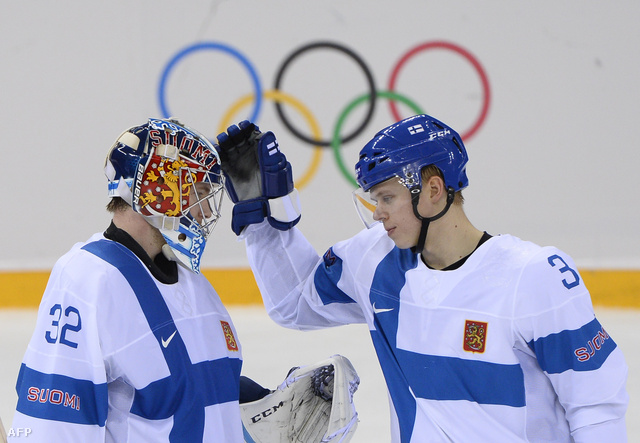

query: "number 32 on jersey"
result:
(45, 304), (82, 348)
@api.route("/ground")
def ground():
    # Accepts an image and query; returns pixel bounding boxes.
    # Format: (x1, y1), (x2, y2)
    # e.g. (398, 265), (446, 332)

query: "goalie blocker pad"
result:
(241, 355), (360, 443)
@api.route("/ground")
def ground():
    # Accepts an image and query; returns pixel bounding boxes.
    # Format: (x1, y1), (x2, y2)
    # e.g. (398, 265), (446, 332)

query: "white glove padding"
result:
(241, 355), (360, 443)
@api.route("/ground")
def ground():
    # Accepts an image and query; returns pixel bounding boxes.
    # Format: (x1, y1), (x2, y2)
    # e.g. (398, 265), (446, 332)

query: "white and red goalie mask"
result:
(105, 118), (224, 273)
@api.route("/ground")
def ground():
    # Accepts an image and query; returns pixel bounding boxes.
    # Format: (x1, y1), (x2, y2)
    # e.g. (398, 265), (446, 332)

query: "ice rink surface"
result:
(1, 305), (637, 441)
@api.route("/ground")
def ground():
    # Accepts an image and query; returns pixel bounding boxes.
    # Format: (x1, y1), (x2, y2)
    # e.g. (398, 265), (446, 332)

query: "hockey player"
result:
(218, 115), (629, 442)
(10, 118), (359, 443)
(10, 118), (244, 442)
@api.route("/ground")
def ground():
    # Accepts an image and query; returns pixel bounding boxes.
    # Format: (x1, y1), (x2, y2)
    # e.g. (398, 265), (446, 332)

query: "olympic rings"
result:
(158, 39), (491, 190)
(387, 41), (491, 142)
(158, 42), (263, 124)
(273, 41), (377, 147)
(332, 91), (425, 188)
(218, 90), (323, 191)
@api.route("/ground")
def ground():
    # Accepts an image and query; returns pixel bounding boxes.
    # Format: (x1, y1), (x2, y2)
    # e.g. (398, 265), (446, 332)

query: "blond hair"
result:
(421, 165), (464, 205)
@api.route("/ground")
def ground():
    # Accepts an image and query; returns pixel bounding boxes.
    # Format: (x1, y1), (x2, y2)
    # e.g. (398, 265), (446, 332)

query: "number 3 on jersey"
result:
(547, 254), (580, 289)
(45, 304), (82, 348)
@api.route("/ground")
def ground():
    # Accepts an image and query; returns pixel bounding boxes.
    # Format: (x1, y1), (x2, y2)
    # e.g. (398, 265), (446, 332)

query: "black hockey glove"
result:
(217, 121), (301, 235)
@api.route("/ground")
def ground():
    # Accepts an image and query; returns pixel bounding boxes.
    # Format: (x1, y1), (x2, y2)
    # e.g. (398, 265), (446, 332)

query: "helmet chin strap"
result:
(410, 187), (455, 254)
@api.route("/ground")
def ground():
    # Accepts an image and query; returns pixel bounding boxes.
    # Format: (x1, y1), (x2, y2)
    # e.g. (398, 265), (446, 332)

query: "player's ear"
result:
(424, 174), (446, 201)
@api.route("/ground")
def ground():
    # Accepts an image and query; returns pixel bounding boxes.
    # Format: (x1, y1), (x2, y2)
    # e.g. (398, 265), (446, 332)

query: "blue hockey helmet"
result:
(353, 114), (469, 251)
(104, 118), (225, 273)
(355, 114), (468, 193)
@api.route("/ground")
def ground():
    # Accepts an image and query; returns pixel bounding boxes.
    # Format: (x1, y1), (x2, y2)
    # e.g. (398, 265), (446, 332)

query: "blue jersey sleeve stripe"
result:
(314, 247), (356, 305)
(15, 364), (108, 426)
(528, 318), (617, 374)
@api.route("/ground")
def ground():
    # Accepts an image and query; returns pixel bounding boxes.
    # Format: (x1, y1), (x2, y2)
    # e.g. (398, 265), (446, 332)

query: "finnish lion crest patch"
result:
(463, 320), (488, 353)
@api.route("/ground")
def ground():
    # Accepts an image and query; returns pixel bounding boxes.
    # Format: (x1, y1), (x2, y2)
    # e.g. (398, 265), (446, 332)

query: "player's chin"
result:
(390, 235), (414, 250)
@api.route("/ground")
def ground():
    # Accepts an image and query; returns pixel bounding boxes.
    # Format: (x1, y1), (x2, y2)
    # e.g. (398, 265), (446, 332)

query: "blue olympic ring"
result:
(157, 39), (491, 188)
(158, 41), (263, 124)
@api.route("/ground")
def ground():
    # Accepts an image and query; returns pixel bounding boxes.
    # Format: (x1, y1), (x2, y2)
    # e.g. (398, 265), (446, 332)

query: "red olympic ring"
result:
(387, 41), (491, 142)
(159, 40), (492, 189)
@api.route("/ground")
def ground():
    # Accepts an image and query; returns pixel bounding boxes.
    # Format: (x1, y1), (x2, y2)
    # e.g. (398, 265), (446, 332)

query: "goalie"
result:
(9, 118), (359, 443)
(240, 355), (360, 443)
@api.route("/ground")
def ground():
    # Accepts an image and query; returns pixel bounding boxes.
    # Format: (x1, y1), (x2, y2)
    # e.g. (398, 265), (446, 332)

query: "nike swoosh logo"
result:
(161, 330), (177, 348)
(372, 302), (394, 314)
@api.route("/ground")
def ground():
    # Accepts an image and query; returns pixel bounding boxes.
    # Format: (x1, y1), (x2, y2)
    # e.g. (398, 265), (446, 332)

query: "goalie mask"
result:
(105, 118), (224, 273)
(353, 114), (468, 227)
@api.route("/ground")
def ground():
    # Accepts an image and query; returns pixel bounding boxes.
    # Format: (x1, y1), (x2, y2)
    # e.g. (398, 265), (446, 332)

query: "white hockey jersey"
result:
(11, 233), (244, 442)
(244, 222), (628, 443)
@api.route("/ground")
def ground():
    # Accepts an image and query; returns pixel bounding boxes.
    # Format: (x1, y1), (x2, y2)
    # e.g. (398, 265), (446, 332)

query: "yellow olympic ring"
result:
(217, 90), (323, 191)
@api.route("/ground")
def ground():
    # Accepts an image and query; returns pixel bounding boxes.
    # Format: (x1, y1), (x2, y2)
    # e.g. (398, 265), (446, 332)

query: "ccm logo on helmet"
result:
(428, 129), (451, 140)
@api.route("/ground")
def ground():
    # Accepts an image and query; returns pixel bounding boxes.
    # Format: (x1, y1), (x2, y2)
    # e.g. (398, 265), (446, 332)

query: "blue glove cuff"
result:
(231, 199), (268, 235)
(231, 194), (302, 235)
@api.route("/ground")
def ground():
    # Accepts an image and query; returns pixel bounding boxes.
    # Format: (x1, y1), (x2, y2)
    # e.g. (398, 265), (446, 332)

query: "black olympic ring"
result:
(273, 41), (377, 148)
(160, 39), (491, 159)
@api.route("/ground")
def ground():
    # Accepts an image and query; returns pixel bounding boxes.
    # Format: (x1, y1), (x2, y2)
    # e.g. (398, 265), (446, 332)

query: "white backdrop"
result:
(1, 0), (639, 271)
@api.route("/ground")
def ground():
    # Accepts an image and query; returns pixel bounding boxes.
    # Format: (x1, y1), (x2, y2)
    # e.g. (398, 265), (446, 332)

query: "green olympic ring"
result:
(332, 91), (425, 188)
(160, 40), (490, 190)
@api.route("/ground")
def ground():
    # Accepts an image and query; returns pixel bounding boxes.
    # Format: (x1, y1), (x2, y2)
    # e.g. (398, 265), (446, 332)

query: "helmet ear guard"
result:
(105, 118), (224, 273)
